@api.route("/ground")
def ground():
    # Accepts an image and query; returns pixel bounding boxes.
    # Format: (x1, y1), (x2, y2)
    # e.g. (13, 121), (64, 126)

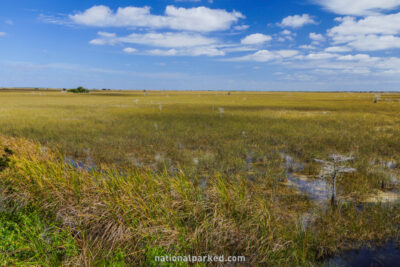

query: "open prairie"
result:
(1, 89), (400, 265)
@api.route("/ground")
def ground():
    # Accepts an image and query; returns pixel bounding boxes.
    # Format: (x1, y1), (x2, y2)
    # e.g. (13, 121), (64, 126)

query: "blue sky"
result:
(1, 0), (400, 91)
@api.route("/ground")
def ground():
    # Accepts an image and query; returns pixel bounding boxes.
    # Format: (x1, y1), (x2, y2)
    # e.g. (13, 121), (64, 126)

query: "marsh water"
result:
(282, 155), (400, 266)
(286, 173), (331, 202)
(325, 241), (400, 267)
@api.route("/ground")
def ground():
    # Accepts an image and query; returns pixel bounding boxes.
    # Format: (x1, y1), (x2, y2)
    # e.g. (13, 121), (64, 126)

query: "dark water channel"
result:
(325, 241), (400, 267)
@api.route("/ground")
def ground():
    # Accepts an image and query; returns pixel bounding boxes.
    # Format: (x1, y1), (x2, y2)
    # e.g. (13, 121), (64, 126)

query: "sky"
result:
(1, 0), (400, 91)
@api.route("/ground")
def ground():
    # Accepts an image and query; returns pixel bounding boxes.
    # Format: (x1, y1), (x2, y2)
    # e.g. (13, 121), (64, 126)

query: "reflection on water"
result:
(325, 241), (400, 267)
(65, 156), (96, 172)
(286, 173), (331, 202)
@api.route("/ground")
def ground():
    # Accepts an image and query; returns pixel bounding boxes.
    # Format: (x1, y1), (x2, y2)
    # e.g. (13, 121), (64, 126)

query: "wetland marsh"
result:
(0, 89), (399, 265)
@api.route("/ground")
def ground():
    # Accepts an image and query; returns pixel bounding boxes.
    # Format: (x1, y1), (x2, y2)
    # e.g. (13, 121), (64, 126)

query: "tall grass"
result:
(0, 136), (399, 265)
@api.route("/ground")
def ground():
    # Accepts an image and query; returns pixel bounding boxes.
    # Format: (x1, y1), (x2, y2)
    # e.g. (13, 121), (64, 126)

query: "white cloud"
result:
(329, 14), (400, 37)
(234, 25), (249, 31)
(278, 30), (296, 42)
(309, 32), (325, 42)
(279, 14), (316, 28)
(221, 45), (258, 53)
(147, 46), (225, 56)
(299, 44), (317, 49)
(327, 13), (400, 51)
(276, 50), (300, 58)
(303, 52), (339, 60)
(233, 50), (278, 62)
(226, 49), (299, 62)
(70, 5), (244, 32)
(120, 32), (216, 47)
(241, 33), (272, 45)
(325, 46), (351, 52)
(148, 49), (178, 56)
(98, 32), (116, 38)
(281, 30), (292, 35)
(345, 34), (400, 51)
(0, 32), (6, 36)
(90, 39), (108, 45)
(123, 47), (137, 53)
(316, 0), (400, 16)
(91, 32), (216, 48)
(337, 54), (378, 61)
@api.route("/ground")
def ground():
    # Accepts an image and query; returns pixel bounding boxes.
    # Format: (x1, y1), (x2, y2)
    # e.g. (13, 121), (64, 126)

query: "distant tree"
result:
(68, 86), (90, 93)
(315, 154), (356, 206)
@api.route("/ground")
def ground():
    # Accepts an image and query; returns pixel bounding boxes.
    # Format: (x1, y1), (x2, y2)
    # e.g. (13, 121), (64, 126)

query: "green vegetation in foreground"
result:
(0, 90), (399, 265)
(0, 204), (78, 265)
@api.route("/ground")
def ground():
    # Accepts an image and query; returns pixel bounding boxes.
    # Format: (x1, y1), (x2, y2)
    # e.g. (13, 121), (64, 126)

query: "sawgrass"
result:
(0, 90), (399, 265)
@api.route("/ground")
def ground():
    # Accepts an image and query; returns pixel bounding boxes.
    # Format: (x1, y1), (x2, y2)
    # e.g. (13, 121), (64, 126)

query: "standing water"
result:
(325, 241), (400, 267)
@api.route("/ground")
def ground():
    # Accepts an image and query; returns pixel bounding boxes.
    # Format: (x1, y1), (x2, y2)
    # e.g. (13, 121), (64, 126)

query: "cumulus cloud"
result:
(98, 32), (116, 38)
(309, 32), (325, 42)
(299, 45), (317, 50)
(316, 0), (400, 16)
(337, 54), (378, 61)
(241, 33), (272, 45)
(123, 47), (137, 53)
(325, 46), (351, 52)
(329, 14), (400, 37)
(279, 14), (316, 28)
(277, 50), (300, 58)
(0, 32), (6, 36)
(148, 49), (178, 56)
(302, 52), (339, 60)
(343, 34), (400, 51)
(327, 14), (400, 51)
(226, 49), (299, 62)
(90, 31), (224, 57)
(234, 25), (250, 31)
(70, 5), (244, 32)
(148, 46), (225, 56)
(90, 32), (217, 48)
